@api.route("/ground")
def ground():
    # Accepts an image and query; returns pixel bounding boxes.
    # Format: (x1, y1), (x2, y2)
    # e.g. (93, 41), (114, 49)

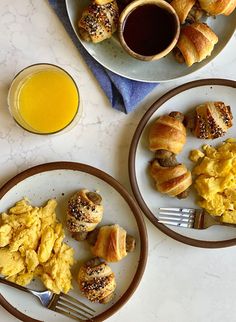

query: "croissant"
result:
(78, 0), (119, 43)
(87, 224), (136, 262)
(149, 112), (186, 154)
(170, 0), (196, 23)
(66, 189), (103, 240)
(78, 257), (116, 303)
(198, 0), (236, 15)
(150, 160), (192, 197)
(186, 101), (233, 139)
(174, 22), (218, 67)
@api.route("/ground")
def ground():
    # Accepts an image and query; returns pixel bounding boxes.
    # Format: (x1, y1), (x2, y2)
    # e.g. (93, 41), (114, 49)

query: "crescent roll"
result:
(89, 224), (136, 262)
(198, 0), (236, 15)
(149, 114), (186, 154)
(174, 22), (218, 67)
(170, 0), (196, 23)
(78, 258), (116, 303)
(150, 160), (192, 197)
(66, 189), (103, 240)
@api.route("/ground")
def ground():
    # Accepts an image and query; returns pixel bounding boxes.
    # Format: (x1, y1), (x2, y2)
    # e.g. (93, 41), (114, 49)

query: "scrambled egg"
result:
(0, 199), (74, 293)
(190, 139), (236, 223)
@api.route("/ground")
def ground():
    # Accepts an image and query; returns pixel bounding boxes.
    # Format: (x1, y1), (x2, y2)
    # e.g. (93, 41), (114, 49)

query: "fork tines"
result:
(157, 207), (195, 228)
(53, 293), (95, 321)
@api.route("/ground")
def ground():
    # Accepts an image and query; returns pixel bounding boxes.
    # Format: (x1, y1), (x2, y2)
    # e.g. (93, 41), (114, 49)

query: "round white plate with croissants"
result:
(129, 79), (236, 248)
(0, 162), (147, 322)
(66, 0), (236, 82)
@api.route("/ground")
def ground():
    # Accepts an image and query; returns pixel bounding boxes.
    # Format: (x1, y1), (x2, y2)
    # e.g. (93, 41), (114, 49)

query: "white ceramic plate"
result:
(129, 79), (236, 247)
(0, 162), (147, 322)
(65, 0), (236, 82)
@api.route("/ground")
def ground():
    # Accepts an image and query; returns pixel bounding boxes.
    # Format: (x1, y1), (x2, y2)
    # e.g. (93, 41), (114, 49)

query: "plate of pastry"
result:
(129, 78), (236, 247)
(66, 0), (236, 82)
(0, 162), (147, 322)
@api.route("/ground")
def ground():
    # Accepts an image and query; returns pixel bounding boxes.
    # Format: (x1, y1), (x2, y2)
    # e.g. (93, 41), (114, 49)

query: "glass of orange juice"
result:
(8, 63), (81, 135)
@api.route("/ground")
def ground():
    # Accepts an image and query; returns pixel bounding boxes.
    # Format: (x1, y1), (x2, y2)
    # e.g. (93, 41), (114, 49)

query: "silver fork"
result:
(157, 207), (236, 229)
(0, 277), (95, 321)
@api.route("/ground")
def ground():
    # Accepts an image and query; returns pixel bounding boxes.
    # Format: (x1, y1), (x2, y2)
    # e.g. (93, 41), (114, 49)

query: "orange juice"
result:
(18, 69), (79, 133)
(8, 64), (80, 134)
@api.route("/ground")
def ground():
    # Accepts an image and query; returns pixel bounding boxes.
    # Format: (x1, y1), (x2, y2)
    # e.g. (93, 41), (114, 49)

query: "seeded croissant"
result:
(78, 0), (119, 43)
(186, 101), (233, 139)
(78, 258), (116, 303)
(66, 189), (103, 241)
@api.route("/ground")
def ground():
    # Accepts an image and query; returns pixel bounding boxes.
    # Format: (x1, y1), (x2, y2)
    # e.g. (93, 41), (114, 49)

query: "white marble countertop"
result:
(0, 1), (236, 321)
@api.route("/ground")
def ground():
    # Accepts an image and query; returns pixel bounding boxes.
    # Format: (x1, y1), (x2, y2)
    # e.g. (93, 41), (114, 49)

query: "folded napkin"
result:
(48, 0), (158, 113)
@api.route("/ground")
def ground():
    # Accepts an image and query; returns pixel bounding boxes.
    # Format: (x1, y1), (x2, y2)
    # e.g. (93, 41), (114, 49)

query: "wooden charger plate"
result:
(0, 162), (148, 322)
(129, 78), (236, 248)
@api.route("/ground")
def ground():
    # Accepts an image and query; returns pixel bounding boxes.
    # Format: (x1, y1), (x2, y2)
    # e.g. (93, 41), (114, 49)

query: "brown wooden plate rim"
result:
(0, 161), (148, 322)
(129, 78), (236, 249)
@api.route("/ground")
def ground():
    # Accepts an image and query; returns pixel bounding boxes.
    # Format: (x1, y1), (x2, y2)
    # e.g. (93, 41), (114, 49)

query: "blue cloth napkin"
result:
(48, 0), (158, 113)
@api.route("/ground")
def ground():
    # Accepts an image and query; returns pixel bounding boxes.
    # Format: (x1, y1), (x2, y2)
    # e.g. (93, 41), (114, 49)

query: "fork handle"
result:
(0, 276), (32, 294)
(199, 212), (236, 229)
